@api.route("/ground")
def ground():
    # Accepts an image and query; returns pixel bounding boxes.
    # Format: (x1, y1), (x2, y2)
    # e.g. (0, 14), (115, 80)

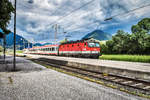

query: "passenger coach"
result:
(27, 45), (58, 55)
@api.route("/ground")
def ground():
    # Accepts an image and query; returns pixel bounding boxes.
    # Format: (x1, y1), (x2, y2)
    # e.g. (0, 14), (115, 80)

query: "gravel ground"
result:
(0, 56), (148, 100)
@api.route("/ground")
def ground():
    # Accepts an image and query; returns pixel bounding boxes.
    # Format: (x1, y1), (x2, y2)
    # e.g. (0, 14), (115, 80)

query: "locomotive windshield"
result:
(88, 42), (100, 47)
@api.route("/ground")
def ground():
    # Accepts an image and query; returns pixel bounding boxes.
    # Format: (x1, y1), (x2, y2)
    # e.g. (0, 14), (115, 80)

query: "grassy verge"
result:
(99, 54), (150, 63)
(16, 50), (23, 53)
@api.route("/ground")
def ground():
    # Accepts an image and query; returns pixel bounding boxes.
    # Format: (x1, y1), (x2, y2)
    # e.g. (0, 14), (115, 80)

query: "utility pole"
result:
(54, 24), (58, 44)
(13, 0), (17, 71)
(52, 24), (59, 44)
(31, 38), (34, 48)
(28, 41), (30, 49)
(21, 38), (24, 50)
(3, 34), (6, 63)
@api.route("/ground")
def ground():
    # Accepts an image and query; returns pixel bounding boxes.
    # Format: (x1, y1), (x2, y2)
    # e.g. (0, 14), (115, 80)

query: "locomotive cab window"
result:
(88, 42), (100, 47)
(84, 43), (86, 47)
(95, 43), (100, 47)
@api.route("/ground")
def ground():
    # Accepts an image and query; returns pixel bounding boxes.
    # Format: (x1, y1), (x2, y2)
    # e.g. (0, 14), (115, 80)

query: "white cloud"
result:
(8, 0), (150, 42)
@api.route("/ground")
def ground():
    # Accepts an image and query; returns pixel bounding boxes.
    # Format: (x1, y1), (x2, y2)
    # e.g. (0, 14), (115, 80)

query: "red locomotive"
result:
(24, 39), (101, 58)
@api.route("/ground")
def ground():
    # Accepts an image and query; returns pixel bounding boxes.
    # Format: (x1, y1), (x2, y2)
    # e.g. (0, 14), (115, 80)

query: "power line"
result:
(60, 2), (150, 33)
(65, 2), (150, 35)
(16, 0), (96, 32)
(47, 0), (95, 27)
(105, 2), (150, 21)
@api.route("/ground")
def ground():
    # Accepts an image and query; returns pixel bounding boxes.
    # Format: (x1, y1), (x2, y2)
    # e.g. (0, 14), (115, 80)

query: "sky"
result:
(8, 0), (150, 43)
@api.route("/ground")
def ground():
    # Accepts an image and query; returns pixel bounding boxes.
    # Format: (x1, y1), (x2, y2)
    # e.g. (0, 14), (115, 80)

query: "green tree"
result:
(107, 30), (130, 54)
(131, 18), (150, 54)
(132, 18), (150, 33)
(0, 0), (14, 31)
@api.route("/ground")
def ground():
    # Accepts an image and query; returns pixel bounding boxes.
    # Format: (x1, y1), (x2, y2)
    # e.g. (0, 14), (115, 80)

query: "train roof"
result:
(61, 38), (99, 45)
(29, 44), (58, 49)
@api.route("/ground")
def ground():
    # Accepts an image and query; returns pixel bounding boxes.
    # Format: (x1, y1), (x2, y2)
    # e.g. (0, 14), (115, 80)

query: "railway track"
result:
(30, 58), (150, 97)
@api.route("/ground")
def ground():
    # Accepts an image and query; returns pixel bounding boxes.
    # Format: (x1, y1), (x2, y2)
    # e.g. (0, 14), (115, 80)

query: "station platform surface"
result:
(23, 54), (150, 81)
(0, 56), (147, 100)
(27, 54), (150, 72)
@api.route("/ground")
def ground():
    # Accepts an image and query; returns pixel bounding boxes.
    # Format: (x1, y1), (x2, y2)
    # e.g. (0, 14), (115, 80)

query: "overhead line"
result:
(48, 0), (95, 27)
(68, 2), (150, 32)
(105, 3), (150, 20)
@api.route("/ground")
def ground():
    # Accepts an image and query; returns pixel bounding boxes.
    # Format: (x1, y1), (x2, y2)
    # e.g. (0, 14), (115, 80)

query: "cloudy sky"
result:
(8, 0), (150, 43)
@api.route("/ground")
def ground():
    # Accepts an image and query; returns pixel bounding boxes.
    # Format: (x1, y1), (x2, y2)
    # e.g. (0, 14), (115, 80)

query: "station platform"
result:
(22, 54), (150, 81)
(0, 56), (146, 100)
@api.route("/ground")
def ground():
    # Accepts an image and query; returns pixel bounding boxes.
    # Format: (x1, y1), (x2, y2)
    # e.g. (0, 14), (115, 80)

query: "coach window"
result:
(84, 43), (86, 47)
(52, 47), (54, 51)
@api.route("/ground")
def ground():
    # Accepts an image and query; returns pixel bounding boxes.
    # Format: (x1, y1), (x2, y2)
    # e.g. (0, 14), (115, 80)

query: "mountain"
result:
(33, 43), (53, 47)
(33, 43), (42, 47)
(0, 32), (32, 50)
(82, 30), (112, 41)
(42, 43), (52, 46)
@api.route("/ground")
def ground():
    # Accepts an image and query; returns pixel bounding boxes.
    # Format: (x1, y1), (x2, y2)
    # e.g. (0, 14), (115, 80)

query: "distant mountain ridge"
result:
(0, 32), (32, 50)
(82, 30), (111, 41)
(0, 32), (53, 49)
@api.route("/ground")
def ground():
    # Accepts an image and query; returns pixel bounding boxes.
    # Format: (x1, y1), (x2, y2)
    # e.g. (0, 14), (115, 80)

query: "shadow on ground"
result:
(0, 55), (45, 72)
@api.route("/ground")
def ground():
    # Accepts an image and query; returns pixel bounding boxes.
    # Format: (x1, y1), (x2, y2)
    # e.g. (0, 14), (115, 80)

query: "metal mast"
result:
(13, 0), (17, 70)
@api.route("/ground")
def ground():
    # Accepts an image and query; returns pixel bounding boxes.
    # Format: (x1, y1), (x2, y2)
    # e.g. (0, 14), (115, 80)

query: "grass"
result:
(99, 54), (150, 63)
(16, 50), (23, 53)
